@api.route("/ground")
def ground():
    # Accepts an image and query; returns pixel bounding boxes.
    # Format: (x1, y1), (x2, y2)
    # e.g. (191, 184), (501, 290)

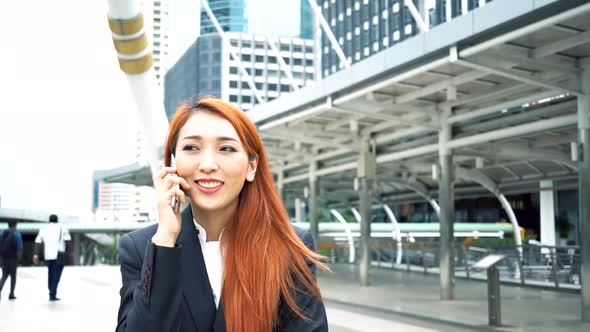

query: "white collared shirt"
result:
(35, 223), (71, 260)
(193, 220), (224, 308)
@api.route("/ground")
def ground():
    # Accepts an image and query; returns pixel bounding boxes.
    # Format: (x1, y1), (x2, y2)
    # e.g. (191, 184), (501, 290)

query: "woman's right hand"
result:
(151, 167), (191, 247)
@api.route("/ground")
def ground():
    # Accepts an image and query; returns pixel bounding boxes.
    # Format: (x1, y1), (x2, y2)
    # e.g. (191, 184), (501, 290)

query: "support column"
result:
(540, 180), (557, 247)
(579, 71), (590, 322)
(72, 233), (81, 266)
(295, 198), (303, 223)
(277, 169), (284, 203)
(439, 88), (455, 300)
(309, 160), (320, 249)
(358, 140), (376, 286)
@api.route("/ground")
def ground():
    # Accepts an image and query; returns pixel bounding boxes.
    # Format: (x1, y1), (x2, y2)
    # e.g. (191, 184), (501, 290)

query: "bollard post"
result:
(488, 265), (502, 326)
(473, 254), (506, 327)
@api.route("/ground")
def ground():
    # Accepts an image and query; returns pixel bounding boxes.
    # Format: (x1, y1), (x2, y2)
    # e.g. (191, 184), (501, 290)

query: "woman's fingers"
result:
(154, 167), (177, 180)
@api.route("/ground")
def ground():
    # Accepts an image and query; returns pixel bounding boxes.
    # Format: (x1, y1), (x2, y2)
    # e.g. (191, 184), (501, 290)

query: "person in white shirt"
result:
(33, 214), (72, 301)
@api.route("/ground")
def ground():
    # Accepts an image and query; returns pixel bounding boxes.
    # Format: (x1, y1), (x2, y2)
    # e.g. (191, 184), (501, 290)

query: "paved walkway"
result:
(0, 265), (478, 332)
(319, 264), (590, 332)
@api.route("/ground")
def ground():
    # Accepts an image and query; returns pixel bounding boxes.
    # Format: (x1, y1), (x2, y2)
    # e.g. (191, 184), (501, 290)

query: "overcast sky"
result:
(0, 0), (302, 218)
(0, 0), (140, 217)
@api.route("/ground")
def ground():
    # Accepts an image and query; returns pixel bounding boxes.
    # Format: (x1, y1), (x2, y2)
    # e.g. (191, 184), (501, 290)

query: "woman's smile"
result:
(195, 178), (224, 194)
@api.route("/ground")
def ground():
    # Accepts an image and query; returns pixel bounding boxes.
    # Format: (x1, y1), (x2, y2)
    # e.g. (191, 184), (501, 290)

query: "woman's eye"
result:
(183, 145), (199, 151)
(220, 146), (237, 152)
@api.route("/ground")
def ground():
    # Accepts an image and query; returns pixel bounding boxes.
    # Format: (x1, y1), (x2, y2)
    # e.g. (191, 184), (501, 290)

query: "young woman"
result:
(116, 97), (328, 332)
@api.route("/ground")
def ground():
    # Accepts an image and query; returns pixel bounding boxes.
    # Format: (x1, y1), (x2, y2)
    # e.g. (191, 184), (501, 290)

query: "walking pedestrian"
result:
(33, 214), (72, 301)
(0, 221), (23, 300)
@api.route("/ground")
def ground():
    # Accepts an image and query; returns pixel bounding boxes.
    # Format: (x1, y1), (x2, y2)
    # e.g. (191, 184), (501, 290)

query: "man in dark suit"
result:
(0, 221), (23, 301)
(116, 207), (328, 332)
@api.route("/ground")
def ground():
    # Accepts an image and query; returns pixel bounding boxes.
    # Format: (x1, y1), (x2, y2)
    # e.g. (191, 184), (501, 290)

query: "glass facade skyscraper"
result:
(300, 0), (314, 39)
(200, 0), (248, 34)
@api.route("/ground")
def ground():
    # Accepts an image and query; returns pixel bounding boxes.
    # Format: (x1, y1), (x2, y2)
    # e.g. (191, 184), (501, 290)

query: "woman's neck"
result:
(191, 203), (236, 241)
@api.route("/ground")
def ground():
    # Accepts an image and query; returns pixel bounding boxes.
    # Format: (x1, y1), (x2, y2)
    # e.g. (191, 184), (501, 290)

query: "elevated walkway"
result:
(320, 264), (590, 331)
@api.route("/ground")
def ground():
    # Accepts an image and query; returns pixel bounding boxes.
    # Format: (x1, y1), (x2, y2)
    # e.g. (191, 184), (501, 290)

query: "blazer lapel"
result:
(213, 300), (226, 332)
(176, 207), (217, 331)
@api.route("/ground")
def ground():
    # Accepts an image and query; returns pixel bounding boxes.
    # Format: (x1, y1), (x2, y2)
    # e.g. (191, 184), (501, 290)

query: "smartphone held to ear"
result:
(170, 155), (181, 213)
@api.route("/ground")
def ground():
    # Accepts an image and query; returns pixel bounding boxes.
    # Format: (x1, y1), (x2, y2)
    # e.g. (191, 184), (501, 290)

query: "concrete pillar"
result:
(277, 169), (284, 203)
(439, 89), (455, 300)
(358, 141), (376, 286)
(579, 71), (590, 322)
(309, 161), (320, 249)
(540, 180), (556, 247)
(72, 233), (81, 266)
(295, 198), (303, 223)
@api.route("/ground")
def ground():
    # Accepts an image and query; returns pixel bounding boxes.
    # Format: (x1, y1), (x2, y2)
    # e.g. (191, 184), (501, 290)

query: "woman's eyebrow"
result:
(182, 135), (240, 143)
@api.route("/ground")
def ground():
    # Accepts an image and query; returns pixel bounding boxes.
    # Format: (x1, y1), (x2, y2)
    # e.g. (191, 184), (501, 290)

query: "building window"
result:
(268, 56), (277, 64)
(268, 83), (277, 90)
(255, 68), (264, 76)
(405, 24), (413, 35)
(242, 95), (251, 103)
(230, 81), (238, 88)
(242, 54), (251, 61)
(255, 55), (264, 62)
(229, 95), (238, 102)
(255, 82), (264, 90)
(230, 67), (238, 74)
(280, 84), (290, 92)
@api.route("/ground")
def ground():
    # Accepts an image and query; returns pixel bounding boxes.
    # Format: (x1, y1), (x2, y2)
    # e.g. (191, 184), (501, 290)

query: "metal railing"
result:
(321, 237), (581, 290)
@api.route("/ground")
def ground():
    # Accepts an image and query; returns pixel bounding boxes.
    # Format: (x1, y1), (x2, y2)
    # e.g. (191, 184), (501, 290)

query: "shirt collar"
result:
(193, 219), (224, 245)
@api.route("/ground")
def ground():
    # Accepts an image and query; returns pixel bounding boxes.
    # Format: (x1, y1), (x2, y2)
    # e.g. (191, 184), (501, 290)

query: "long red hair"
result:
(164, 97), (327, 331)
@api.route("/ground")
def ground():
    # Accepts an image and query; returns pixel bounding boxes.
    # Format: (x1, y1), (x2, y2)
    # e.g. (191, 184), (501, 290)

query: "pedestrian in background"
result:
(0, 221), (23, 301)
(33, 214), (72, 301)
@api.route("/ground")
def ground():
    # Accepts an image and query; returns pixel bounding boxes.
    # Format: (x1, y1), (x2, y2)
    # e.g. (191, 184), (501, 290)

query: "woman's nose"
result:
(198, 150), (218, 173)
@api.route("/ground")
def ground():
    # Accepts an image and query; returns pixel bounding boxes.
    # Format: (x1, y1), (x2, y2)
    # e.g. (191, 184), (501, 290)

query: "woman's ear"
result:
(246, 156), (258, 182)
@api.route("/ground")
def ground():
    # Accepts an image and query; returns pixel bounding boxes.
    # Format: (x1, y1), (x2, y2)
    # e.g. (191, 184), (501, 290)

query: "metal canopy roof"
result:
(247, 0), (590, 207)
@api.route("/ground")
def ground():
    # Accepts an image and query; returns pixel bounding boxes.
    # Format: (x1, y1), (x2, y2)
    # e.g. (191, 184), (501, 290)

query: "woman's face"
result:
(174, 111), (257, 213)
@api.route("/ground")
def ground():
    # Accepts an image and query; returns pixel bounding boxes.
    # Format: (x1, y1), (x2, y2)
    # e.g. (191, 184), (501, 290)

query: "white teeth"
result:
(198, 181), (222, 188)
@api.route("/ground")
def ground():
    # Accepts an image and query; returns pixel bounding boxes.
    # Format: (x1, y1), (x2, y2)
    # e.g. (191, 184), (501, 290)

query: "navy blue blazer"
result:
(116, 207), (328, 332)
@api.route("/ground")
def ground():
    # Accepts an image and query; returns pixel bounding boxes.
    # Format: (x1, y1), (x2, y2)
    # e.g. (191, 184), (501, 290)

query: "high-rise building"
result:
(200, 0), (248, 35)
(141, 0), (169, 86)
(300, 0), (314, 39)
(141, 0), (200, 86)
(318, 0), (491, 78)
(93, 181), (135, 223)
(164, 32), (316, 116)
